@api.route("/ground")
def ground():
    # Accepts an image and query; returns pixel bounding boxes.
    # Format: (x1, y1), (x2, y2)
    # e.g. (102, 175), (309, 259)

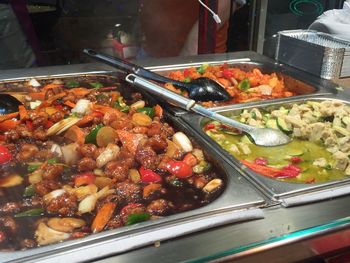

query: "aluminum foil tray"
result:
(180, 94), (350, 207)
(275, 30), (350, 80)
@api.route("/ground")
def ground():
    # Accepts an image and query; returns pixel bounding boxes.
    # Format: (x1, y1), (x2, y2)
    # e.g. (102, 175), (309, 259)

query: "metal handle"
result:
(125, 74), (195, 110)
(83, 49), (188, 90)
(191, 104), (255, 133)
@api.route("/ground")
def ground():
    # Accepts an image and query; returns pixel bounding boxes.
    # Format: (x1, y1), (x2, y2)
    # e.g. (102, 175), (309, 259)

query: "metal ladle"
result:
(83, 49), (231, 102)
(126, 74), (291, 147)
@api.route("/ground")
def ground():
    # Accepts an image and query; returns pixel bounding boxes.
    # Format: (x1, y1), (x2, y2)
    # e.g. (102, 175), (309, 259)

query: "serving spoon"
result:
(126, 74), (291, 147)
(83, 49), (231, 102)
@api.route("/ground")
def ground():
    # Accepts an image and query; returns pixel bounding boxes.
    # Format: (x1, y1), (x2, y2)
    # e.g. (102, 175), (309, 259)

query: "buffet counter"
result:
(0, 52), (350, 263)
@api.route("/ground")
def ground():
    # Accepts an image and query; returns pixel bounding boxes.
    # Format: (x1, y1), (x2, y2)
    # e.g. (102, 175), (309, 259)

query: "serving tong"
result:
(125, 74), (291, 147)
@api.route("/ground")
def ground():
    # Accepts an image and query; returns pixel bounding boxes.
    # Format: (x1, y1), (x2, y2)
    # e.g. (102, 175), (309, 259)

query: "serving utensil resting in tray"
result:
(83, 49), (231, 102)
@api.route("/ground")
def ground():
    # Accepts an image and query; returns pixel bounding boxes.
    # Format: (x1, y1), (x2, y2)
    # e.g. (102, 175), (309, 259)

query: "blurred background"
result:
(0, 0), (345, 69)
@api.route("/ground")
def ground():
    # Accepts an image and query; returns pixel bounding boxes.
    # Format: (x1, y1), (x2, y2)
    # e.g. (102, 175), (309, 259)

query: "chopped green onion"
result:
(238, 78), (250, 91)
(126, 213), (151, 225)
(14, 208), (44, 218)
(23, 185), (36, 197)
(136, 107), (155, 118)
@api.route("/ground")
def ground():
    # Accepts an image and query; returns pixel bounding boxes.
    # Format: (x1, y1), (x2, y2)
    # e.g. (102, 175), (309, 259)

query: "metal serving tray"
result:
(180, 94), (350, 207)
(0, 72), (265, 263)
(145, 55), (339, 115)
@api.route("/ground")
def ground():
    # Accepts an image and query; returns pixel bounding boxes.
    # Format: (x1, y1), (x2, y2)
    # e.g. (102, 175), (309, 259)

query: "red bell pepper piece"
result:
(166, 160), (193, 178)
(204, 123), (216, 131)
(74, 173), (96, 187)
(241, 160), (280, 177)
(183, 68), (191, 78)
(139, 166), (162, 183)
(254, 157), (268, 166)
(276, 165), (301, 178)
(0, 145), (12, 164)
(222, 69), (233, 78)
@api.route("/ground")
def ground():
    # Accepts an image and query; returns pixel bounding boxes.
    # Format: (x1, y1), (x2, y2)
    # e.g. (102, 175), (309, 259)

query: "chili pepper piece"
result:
(139, 167), (162, 183)
(290, 156), (302, 164)
(166, 160), (193, 178)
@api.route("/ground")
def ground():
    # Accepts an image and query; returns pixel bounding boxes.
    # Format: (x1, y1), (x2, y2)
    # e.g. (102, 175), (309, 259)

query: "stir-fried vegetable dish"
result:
(205, 100), (350, 183)
(0, 77), (224, 250)
(167, 64), (295, 107)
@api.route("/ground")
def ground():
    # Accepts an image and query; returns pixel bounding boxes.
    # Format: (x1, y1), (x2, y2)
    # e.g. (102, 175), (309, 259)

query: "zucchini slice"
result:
(277, 117), (292, 134)
(265, 119), (278, 130)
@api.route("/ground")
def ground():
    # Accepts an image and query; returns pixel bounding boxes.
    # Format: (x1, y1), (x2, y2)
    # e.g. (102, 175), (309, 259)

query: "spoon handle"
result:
(126, 74), (254, 134)
(191, 105), (255, 133)
(83, 49), (188, 90)
(125, 74), (195, 110)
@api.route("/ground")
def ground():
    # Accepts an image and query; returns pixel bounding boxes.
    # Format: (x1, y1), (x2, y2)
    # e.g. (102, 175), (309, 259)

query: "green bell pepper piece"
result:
(114, 97), (130, 113)
(66, 81), (80, 88)
(23, 185), (36, 197)
(238, 78), (250, 91)
(89, 82), (104, 89)
(14, 208), (44, 218)
(197, 63), (209, 74)
(85, 124), (104, 145)
(126, 213), (151, 225)
(27, 163), (41, 173)
(136, 107), (155, 118)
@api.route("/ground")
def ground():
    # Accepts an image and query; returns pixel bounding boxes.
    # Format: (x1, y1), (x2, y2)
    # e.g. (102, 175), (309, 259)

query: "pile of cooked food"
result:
(167, 64), (295, 107)
(0, 77), (223, 250)
(205, 100), (350, 184)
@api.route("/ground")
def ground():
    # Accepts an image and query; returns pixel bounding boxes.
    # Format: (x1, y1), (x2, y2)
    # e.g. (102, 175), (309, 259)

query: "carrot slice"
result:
(18, 105), (28, 120)
(183, 153), (198, 167)
(64, 101), (76, 108)
(42, 83), (63, 92)
(0, 112), (19, 123)
(91, 203), (116, 233)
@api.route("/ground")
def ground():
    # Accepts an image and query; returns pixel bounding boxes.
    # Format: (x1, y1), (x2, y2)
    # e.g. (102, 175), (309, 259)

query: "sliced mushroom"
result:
(35, 222), (70, 245)
(47, 217), (85, 233)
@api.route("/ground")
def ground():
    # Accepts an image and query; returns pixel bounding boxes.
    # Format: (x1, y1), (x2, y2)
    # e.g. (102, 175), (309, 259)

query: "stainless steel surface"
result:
(276, 30), (350, 79)
(0, 69), (265, 263)
(127, 74), (290, 147)
(180, 95), (350, 204)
